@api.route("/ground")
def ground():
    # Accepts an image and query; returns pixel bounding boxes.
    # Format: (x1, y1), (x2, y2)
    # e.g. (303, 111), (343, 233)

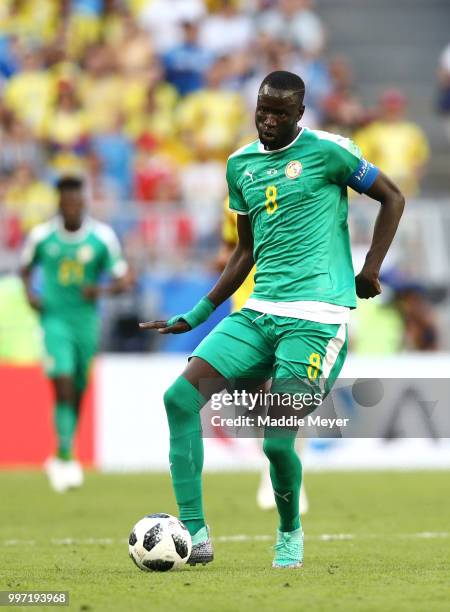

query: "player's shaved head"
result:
(255, 71), (305, 150)
(258, 71), (305, 105)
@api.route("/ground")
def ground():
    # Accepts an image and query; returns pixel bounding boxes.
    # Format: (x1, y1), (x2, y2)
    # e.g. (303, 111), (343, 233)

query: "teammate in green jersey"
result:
(20, 176), (130, 493)
(140, 71), (405, 568)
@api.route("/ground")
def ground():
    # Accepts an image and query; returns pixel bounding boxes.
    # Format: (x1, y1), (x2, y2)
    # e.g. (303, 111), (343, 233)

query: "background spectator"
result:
(199, 0), (252, 57)
(163, 18), (215, 96)
(437, 42), (450, 139)
(257, 0), (326, 57)
(320, 56), (368, 135)
(354, 89), (430, 197)
(3, 162), (57, 232)
(138, 0), (206, 54)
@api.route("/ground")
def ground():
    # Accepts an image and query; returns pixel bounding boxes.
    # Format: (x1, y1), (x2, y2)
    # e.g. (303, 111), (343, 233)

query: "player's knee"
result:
(163, 377), (197, 417)
(163, 376), (206, 433)
(163, 382), (181, 415)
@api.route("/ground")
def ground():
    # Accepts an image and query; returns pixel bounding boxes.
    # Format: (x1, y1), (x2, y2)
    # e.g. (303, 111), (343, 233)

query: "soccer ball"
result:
(128, 513), (192, 572)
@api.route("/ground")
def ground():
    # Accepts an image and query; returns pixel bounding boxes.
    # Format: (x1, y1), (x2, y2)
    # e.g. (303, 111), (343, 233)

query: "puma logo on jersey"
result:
(245, 169), (255, 182)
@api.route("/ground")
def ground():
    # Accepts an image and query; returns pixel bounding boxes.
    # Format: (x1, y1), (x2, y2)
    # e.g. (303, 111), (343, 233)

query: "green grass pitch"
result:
(0, 470), (449, 612)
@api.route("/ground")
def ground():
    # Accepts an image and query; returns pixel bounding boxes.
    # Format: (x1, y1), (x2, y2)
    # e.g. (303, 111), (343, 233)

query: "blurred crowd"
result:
(0, 0), (446, 356)
(0, 0), (433, 267)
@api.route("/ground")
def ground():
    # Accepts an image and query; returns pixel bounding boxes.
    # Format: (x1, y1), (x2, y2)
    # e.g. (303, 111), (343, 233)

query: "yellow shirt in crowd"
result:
(178, 90), (247, 158)
(4, 180), (57, 232)
(354, 120), (430, 197)
(4, 70), (56, 134)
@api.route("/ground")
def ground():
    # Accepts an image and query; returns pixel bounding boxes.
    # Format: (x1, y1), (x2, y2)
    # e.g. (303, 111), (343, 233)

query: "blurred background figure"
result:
(320, 55), (368, 135)
(354, 89), (430, 197)
(163, 17), (214, 97)
(395, 285), (439, 352)
(3, 162), (57, 233)
(257, 0), (326, 57)
(437, 41), (450, 140)
(138, 0), (206, 53)
(199, 0), (252, 57)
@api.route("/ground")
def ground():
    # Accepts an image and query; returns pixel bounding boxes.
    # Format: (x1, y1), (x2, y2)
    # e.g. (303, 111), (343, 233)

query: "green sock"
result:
(163, 377), (206, 536)
(55, 401), (77, 461)
(263, 432), (302, 533)
(183, 519), (206, 538)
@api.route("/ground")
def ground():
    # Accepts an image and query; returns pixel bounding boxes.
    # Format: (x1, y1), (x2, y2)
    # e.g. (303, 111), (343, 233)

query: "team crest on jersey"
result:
(77, 245), (94, 263)
(285, 160), (302, 179)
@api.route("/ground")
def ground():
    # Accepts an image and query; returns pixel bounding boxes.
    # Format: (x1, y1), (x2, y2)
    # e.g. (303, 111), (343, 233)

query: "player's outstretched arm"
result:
(140, 214), (254, 334)
(355, 171), (405, 299)
(20, 265), (41, 311)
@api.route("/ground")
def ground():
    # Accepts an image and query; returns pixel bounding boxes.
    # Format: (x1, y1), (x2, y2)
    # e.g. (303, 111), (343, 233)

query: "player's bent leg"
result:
(263, 433), (304, 568)
(164, 357), (226, 566)
(164, 311), (274, 565)
(257, 409), (308, 514)
(265, 318), (348, 565)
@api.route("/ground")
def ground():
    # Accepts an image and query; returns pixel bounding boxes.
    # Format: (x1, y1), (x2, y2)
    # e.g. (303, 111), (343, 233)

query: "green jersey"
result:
(21, 217), (127, 329)
(227, 128), (365, 308)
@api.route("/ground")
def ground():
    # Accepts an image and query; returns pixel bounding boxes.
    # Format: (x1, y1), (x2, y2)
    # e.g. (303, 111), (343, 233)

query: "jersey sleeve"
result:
(20, 227), (43, 268)
(226, 157), (248, 214)
(98, 225), (128, 278)
(322, 135), (379, 193)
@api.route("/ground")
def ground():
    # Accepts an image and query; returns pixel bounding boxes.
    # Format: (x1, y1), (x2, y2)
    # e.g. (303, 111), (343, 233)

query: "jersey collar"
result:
(257, 127), (304, 154)
(56, 217), (91, 242)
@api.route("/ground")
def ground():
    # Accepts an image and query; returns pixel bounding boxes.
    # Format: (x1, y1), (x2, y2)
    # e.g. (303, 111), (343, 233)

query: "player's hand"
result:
(355, 269), (381, 299)
(83, 284), (102, 300)
(140, 298), (214, 334)
(139, 319), (192, 334)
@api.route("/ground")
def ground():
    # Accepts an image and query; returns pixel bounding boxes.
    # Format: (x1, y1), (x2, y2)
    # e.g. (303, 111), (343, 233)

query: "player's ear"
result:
(297, 104), (305, 122)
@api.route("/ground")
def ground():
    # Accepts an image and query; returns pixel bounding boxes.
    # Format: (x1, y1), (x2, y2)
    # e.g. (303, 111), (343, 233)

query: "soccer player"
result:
(21, 176), (130, 492)
(140, 71), (404, 568)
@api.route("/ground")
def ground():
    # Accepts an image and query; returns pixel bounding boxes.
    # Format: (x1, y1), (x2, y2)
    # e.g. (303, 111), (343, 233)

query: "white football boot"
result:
(44, 457), (71, 493)
(66, 460), (84, 489)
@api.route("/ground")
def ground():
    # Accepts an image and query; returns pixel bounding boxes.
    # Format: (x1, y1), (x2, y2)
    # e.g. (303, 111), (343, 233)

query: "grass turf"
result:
(0, 471), (449, 612)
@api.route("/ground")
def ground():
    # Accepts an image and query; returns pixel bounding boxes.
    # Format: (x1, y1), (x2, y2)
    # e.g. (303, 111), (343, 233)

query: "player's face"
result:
(255, 88), (304, 150)
(59, 190), (84, 230)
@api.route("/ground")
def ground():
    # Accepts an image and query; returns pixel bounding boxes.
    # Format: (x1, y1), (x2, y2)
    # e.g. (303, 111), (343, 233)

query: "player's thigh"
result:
(41, 316), (76, 379)
(188, 309), (274, 396)
(273, 319), (348, 396)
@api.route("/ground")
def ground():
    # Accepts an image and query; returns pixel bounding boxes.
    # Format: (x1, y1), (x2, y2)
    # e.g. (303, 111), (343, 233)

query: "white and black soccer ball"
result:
(128, 513), (192, 572)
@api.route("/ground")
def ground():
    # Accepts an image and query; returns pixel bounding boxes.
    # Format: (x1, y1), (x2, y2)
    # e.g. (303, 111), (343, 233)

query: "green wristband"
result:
(167, 296), (216, 330)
